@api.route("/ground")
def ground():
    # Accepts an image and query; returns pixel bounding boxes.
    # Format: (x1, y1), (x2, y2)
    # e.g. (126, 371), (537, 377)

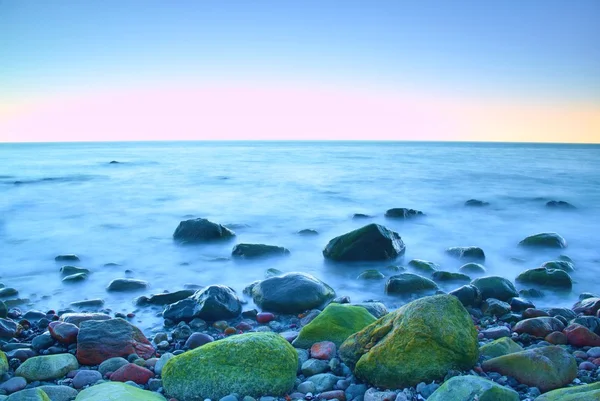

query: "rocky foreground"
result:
(0, 219), (599, 401)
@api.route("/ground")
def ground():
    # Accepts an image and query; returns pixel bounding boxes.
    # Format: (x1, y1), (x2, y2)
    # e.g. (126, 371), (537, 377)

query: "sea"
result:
(1, 141), (599, 333)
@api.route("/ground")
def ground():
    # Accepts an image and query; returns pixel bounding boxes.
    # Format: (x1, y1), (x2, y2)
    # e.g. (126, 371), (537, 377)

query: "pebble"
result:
(302, 358), (329, 376)
(256, 312), (275, 324)
(0, 377), (27, 394)
(311, 341), (336, 360)
(72, 369), (102, 389)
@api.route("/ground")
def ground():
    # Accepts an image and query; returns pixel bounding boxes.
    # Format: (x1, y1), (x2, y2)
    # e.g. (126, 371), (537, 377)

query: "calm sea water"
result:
(1, 141), (599, 332)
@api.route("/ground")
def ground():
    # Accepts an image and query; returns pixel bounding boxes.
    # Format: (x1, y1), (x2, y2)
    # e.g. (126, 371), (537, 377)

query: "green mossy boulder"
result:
(408, 259), (439, 274)
(519, 233), (567, 249)
(6, 389), (50, 401)
(428, 375), (519, 401)
(292, 303), (377, 348)
(0, 350), (8, 376)
(339, 295), (478, 389)
(432, 271), (471, 282)
(479, 337), (524, 359)
(385, 273), (439, 296)
(323, 224), (406, 262)
(516, 267), (572, 289)
(535, 382), (600, 401)
(75, 382), (167, 401)
(471, 276), (518, 301)
(482, 346), (576, 393)
(15, 354), (79, 382)
(162, 332), (297, 400)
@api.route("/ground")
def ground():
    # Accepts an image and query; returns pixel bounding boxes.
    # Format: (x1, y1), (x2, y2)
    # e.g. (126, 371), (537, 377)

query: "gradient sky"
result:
(1, 1), (599, 142)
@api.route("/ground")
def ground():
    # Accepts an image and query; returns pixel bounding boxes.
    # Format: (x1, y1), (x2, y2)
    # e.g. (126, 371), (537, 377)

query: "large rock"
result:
(519, 233), (567, 249)
(6, 389), (50, 401)
(541, 260), (575, 272)
(173, 218), (235, 243)
(322, 224), (405, 262)
(513, 317), (565, 338)
(60, 313), (111, 326)
(446, 246), (485, 262)
(37, 386), (78, 401)
(572, 297), (600, 315)
(471, 276), (518, 301)
(15, 354), (79, 382)
(563, 323), (600, 347)
(482, 346), (577, 392)
(251, 273), (335, 314)
(449, 284), (482, 307)
(136, 290), (196, 306)
(231, 243), (290, 258)
(480, 337), (524, 359)
(385, 273), (439, 296)
(516, 267), (572, 289)
(162, 332), (297, 399)
(292, 304), (376, 348)
(75, 382), (166, 401)
(432, 271), (471, 282)
(535, 382), (600, 401)
(408, 259), (439, 274)
(163, 285), (241, 322)
(384, 208), (424, 219)
(339, 295), (478, 389)
(428, 376), (519, 401)
(76, 318), (155, 365)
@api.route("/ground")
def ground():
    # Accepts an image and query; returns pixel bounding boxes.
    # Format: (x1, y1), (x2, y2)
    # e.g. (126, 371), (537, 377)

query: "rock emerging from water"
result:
(384, 208), (425, 219)
(385, 273), (439, 296)
(471, 276), (518, 301)
(323, 223), (405, 262)
(516, 267), (573, 289)
(519, 232), (567, 249)
(106, 278), (148, 292)
(546, 200), (576, 209)
(173, 218), (235, 243)
(446, 246), (485, 262)
(231, 243), (290, 258)
(465, 199), (490, 207)
(163, 285), (242, 322)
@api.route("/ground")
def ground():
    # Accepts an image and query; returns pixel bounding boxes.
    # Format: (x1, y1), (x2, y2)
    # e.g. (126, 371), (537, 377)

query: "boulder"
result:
(384, 208), (424, 219)
(408, 259), (438, 274)
(74, 382), (166, 401)
(60, 313), (110, 326)
(535, 382), (600, 401)
(6, 388), (50, 401)
(339, 295), (478, 389)
(459, 263), (486, 274)
(519, 233), (567, 249)
(292, 303), (377, 348)
(135, 290), (196, 306)
(232, 243), (290, 258)
(48, 321), (79, 344)
(516, 267), (572, 289)
(162, 332), (297, 399)
(446, 246), (485, 262)
(481, 298), (511, 316)
(432, 271), (471, 282)
(356, 270), (385, 280)
(110, 363), (154, 385)
(106, 278), (148, 292)
(513, 317), (565, 338)
(76, 318), (155, 365)
(163, 285), (242, 322)
(173, 218), (235, 243)
(15, 354), (79, 382)
(353, 302), (388, 318)
(323, 224), (405, 262)
(563, 323), (600, 347)
(428, 376), (518, 401)
(449, 284), (482, 307)
(471, 276), (518, 301)
(385, 273), (439, 296)
(541, 260), (575, 272)
(482, 346), (576, 392)
(479, 337), (524, 359)
(572, 297), (600, 315)
(37, 386), (78, 401)
(251, 273), (335, 314)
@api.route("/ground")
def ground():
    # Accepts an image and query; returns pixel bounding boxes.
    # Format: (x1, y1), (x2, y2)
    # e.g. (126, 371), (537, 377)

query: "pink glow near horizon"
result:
(1, 84), (599, 143)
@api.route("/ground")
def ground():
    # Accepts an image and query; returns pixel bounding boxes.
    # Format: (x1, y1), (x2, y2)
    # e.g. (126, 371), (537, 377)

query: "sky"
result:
(1, 1), (599, 142)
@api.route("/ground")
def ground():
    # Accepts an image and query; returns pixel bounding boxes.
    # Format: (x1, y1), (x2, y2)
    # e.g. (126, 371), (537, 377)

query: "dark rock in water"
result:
(510, 297), (535, 312)
(471, 276), (518, 301)
(173, 218), (235, 243)
(0, 318), (20, 339)
(546, 200), (576, 209)
(76, 318), (155, 365)
(265, 268), (282, 278)
(109, 160), (121, 164)
(579, 292), (598, 300)
(449, 285), (482, 307)
(184, 332), (214, 349)
(352, 213), (373, 219)
(60, 265), (90, 275)
(70, 299), (105, 308)
(408, 259), (438, 274)
(541, 260), (575, 272)
(323, 223), (405, 262)
(432, 271), (471, 282)
(106, 278), (148, 292)
(55, 254), (80, 262)
(459, 263), (486, 274)
(446, 246), (485, 262)
(135, 290), (196, 306)
(520, 288), (545, 298)
(356, 270), (385, 280)
(251, 272), (335, 314)
(516, 267), (572, 289)
(0, 288), (18, 298)
(163, 285), (242, 322)
(465, 199), (490, 207)
(385, 273), (439, 296)
(519, 232), (567, 249)
(232, 243), (290, 258)
(297, 229), (318, 236)
(384, 208), (424, 219)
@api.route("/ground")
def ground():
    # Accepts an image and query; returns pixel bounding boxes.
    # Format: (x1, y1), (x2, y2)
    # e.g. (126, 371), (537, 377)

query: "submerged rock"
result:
(519, 232), (567, 249)
(231, 243), (290, 258)
(459, 263), (486, 274)
(408, 259), (438, 274)
(55, 254), (80, 262)
(384, 208), (425, 219)
(62, 273), (88, 283)
(385, 273), (439, 296)
(297, 229), (319, 236)
(428, 376), (518, 401)
(470, 276), (518, 301)
(356, 269), (385, 280)
(432, 271), (471, 282)
(465, 199), (490, 207)
(173, 218), (235, 243)
(323, 223), (405, 262)
(60, 266), (90, 275)
(546, 200), (576, 209)
(516, 267), (572, 289)
(163, 285), (242, 322)
(446, 246), (485, 262)
(135, 289), (196, 306)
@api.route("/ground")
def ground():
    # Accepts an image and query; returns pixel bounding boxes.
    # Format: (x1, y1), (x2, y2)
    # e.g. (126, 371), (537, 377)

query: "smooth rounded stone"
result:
(481, 298), (511, 317)
(364, 388), (398, 401)
(72, 370), (103, 389)
(449, 284), (482, 307)
(31, 333), (54, 351)
(470, 276), (518, 301)
(459, 263), (486, 274)
(509, 297), (535, 312)
(445, 246), (485, 262)
(546, 307), (577, 320)
(48, 321), (79, 344)
(297, 381), (316, 393)
(545, 331), (568, 345)
(573, 297), (600, 316)
(37, 386), (78, 401)
(0, 377), (27, 394)
(516, 267), (572, 289)
(479, 337), (524, 359)
(5, 388), (50, 401)
(0, 318), (20, 340)
(70, 299), (105, 308)
(162, 332), (297, 399)
(518, 232), (567, 249)
(384, 208), (424, 219)
(110, 363), (154, 385)
(465, 199), (490, 207)
(184, 333), (214, 349)
(106, 279), (148, 292)
(6, 348), (35, 362)
(587, 347), (600, 358)
(135, 290), (196, 307)
(60, 313), (111, 326)
(408, 259), (438, 274)
(231, 243), (290, 259)
(352, 213), (372, 219)
(55, 254), (80, 262)
(546, 200), (576, 209)
(345, 384), (368, 400)
(482, 346), (577, 393)
(154, 353), (174, 376)
(173, 218), (235, 243)
(297, 229), (318, 236)
(163, 285), (242, 323)
(522, 308), (549, 319)
(304, 373), (340, 392)
(340, 295), (478, 388)
(251, 272), (335, 314)
(74, 381), (166, 400)
(353, 302), (388, 318)
(301, 358), (329, 376)
(76, 318), (155, 365)
(432, 271), (471, 282)
(541, 260), (575, 272)
(513, 317), (565, 338)
(15, 353), (79, 382)
(385, 273), (439, 296)
(481, 326), (511, 340)
(535, 382), (600, 401)
(292, 304), (376, 348)
(427, 375), (519, 401)
(563, 323), (600, 347)
(98, 357), (129, 376)
(0, 288), (18, 298)
(60, 266), (90, 276)
(323, 223), (406, 262)
(520, 288), (545, 298)
(356, 270), (385, 280)
(219, 396), (239, 401)
(310, 341), (336, 360)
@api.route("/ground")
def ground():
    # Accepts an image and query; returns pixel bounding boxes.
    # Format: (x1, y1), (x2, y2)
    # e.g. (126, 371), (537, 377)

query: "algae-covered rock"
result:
(408, 259), (439, 274)
(516, 267), (572, 289)
(339, 295), (478, 389)
(471, 276), (518, 301)
(459, 263), (486, 274)
(6, 389), (50, 401)
(519, 233), (567, 249)
(323, 224), (405, 262)
(479, 337), (524, 359)
(75, 382), (166, 400)
(385, 273), (439, 296)
(15, 354), (79, 382)
(163, 332), (297, 399)
(292, 303), (377, 348)
(482, 346), (576, 392)
(535, 382), (600, 401)
(428, 375), (519, 401)
(0, 350), (7, 376)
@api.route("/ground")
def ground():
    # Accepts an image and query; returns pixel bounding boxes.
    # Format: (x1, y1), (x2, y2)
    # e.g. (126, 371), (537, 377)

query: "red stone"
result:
(224, 327), (237, 335)
(110, 363), (154, 385)
(579, 361), (596, 371)
(319, 390), (346, 401)
(49, 321), (79, 345)
(235, 322), (253, 331)
(256, 312), (275, 324)
(513, 317), (564, 338)
(564, 324), (600, 347)
(545, 331), (568, 345)
(310, 341), (336, 360)
(522, 308), (550, 319)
